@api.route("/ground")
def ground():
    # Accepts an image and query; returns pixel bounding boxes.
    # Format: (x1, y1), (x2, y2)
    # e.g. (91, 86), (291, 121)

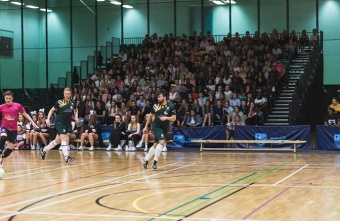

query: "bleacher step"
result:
(271, 111), (289, 114)
(268, 114), (289, 118)
(267, 118), (289, 122)
(264, 123), (290, 126)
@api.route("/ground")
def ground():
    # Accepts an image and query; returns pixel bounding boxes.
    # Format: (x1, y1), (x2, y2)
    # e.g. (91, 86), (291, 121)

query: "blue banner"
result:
(167, 125), (227, 148)
(316, 125), (340, 150)
(234, 125), (311, 149)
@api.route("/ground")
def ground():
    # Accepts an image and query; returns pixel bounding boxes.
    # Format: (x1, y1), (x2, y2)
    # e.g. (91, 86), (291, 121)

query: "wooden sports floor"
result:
(0, 149), (339, 221)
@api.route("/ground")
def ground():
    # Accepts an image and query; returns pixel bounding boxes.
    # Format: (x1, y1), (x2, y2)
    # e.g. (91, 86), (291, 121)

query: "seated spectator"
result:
(120, 102), (129, 124)
(125, 115), (141, 151)
(228, 114), (245, 140)
(128, 100), (141, 122)
(136, 114), (155, 152)
(202, 100), (212, 127)
(169, 87), (177, 101)
(31, 110), (49, 150)
(78, 111), (102, 151)
(197, 92), (206, 108)
(94, 101), (106, 125)
(107, 114), (126, 151)
(299, 29), (309, 51)
(254, 92), (268, 118)
(108, 101), (121, 124)
(212, 100), (226, 125)
(176, 99), (189, 127)
(18, 113), (30, 148)
(324, 108), (339, 126)
(230, 106), (245, 125)
(185, 110), (203, 127)
(14, 124), (26, 150)
(28, 111), (38, 150)
(230, 93), (240, 109)
(191, 99), (203, 117)
(329, 97), (340, 114)
(245, 101), (262, 125)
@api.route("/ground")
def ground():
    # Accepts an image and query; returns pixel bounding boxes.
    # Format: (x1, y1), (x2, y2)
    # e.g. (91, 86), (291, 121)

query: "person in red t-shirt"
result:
(0, 90), (38, 163)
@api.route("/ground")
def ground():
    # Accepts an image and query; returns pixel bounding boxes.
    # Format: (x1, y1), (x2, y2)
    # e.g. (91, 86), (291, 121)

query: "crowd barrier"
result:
(316, 125), (340, 150)
(99, 125), (340, 151)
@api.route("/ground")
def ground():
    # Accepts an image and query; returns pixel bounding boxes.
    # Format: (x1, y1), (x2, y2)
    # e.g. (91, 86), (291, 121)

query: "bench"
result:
(191, 140), (307, 153)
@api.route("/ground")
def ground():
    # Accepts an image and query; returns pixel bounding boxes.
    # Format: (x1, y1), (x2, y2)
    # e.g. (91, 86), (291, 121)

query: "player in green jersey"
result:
(142, 91), (176, 169)
(40, 88), (78, 163)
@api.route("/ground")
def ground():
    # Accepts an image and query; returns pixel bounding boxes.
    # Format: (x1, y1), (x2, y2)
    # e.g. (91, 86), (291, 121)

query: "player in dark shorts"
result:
(0, 90), (38, 166)
(142, 91), (176, 169)
(40, 87), (78, 163)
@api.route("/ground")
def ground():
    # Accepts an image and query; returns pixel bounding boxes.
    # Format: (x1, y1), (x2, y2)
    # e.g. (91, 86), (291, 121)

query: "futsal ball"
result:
(0, 168), (6, 180)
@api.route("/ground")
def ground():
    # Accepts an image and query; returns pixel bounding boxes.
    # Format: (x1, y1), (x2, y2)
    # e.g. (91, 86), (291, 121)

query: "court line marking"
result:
(0, 162), (178, 209)
(130, 181), (340, 189)
(159, 159), (295, 221)
(4, 164), (62, 175)
(148, 173), (257, 221)
(0, 163), (195, 220)
(272, 164), (309, 186)
(4, 161), (98, 179)
(0, 210), (273, 221)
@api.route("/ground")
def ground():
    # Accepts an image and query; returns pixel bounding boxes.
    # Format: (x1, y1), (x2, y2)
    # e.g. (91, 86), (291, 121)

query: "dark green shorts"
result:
(55, 121), (69, 135)
(152, 126), (167, 143)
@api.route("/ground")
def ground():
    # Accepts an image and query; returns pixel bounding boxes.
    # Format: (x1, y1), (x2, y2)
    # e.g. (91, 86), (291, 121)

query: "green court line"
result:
(150, 159), (295, 221)
(147, 172), (257, 221)
(165, 159), (295, 220)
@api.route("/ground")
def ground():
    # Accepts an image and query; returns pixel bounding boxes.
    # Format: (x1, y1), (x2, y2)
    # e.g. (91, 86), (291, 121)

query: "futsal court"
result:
(0, 149), (339, 221)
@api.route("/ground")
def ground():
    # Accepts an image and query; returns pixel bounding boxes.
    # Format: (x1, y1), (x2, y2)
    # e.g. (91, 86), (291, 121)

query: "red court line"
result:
(0, 164), (140, 198)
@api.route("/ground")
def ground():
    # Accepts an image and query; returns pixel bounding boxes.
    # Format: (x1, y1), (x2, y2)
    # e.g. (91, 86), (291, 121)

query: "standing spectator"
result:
(228, 114), (245, 140)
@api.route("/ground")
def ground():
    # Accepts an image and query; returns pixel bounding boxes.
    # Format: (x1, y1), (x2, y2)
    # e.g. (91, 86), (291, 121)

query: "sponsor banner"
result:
(167, 125), (227, 148)
(234, 125), (311, 149)
(316, 125), (340, 150)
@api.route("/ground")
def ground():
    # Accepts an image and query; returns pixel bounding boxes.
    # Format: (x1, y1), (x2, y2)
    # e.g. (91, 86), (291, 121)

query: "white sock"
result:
(154, 144), (163, 161)
(144, 144), (148, 148)
(61, 145), (69, 158)
(44, 140), (57, 151)
(145, 146), (156, 161)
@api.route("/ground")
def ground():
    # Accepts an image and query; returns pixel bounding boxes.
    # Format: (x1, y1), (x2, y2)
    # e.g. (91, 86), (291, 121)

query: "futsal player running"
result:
(40, 87), (78, 163)
(142, 91), (176, 169)
(0, 90), (38, 166)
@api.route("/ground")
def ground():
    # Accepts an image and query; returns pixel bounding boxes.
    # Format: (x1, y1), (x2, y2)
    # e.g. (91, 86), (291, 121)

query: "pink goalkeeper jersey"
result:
(0, 102), (25, 131)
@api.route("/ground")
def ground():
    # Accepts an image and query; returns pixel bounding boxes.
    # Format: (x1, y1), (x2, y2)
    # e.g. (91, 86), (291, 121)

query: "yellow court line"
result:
(132, 187), (201, 218)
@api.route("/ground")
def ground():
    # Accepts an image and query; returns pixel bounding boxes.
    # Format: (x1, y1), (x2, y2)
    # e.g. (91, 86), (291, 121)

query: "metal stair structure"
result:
(264, 53), (311, 126)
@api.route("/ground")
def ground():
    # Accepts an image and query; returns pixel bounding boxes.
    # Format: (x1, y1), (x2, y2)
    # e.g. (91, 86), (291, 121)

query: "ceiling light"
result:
(97, 0), (105, 1)
(211, 0), (236, 5)
(0, 0), (9, 2)
(11, 1), (23, 5)
(123, 4), (133, 8)
(110, 1), (121, 5)
(26, 5), (39, 9)
(40, 8), (53, 12)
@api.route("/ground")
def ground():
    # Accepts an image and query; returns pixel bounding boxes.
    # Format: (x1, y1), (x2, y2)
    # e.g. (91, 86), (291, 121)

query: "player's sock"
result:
(0, 136), (8, 150)
(145, 146), (156, 161)
(154, 144), (163, 161)
(2, 148), (13, 158)
(44, 140), (57, 151)
(61, 145), (69, 159)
